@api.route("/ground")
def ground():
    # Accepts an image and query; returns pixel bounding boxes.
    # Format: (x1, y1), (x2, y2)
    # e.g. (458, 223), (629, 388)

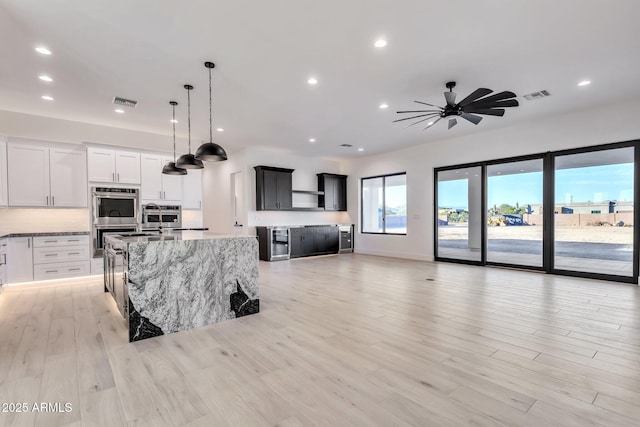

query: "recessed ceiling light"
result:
(170, 119), (178, 123)
(497, 172), (501, 175)
(216, 128), (224, 132)
(578, 80), (591, 87)
(519, 169), (525, 172)
(307, 77), (318, 85)
(308, 138), (316, 143)
(114, 109), (125, 114)
(41, 95), (54, 101)
(374, 39), (387, 48)
(35, 46), (51, 55)
(358, 148), (364, 152)
(427, 121), (434, 126)
(38, 75), (53, 82)
(379, 103), (389, 109)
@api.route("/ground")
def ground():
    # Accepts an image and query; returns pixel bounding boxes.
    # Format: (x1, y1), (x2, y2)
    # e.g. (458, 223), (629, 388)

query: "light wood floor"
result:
(1, 254), (640, 426)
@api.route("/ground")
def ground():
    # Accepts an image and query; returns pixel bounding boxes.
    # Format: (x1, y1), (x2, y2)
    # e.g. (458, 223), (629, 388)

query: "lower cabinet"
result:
(7, 235), (91, 284)
(32, 235), (90, 281)
(290, 226), (339, 258)
(8, 237), (34, 283)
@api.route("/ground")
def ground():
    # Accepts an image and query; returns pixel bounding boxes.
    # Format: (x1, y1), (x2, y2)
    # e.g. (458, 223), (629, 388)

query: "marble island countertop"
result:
(106, 230), (251, 245)
(104, 230), (260, 342)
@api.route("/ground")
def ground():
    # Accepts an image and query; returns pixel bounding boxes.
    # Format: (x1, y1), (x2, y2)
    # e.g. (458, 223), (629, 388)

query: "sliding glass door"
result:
(553, 147), (635, 278)
(436, 166), (482, 262)
(486, 159), (544, 267)
(434, 141), (638, 283)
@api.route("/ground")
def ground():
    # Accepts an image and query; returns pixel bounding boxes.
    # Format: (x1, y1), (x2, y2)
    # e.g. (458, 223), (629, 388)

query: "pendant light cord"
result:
(187, 86), (192, 154)
(209, 66), (213, 144)
(172, 103), (177, 162)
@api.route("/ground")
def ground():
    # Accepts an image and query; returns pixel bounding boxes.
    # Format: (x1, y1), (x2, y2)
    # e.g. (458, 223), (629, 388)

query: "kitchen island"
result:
(104, 231), (259, 342)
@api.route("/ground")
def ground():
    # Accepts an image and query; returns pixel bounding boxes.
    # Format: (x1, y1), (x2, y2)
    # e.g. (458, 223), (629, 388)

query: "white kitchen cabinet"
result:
(8, 144), (50, 207)
(32, 235), (90, 281)
(87, 147), (140, 184)
(182, 169), (202, 209)
(8, 143), (87, 207)
(0, 139), (8, 207)
(49, 148), (88, 207)
(141, 154), (182, 203)
(8, 237), (33, 284)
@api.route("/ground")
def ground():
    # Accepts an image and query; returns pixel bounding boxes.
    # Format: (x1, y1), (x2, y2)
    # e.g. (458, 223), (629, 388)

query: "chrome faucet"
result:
(144, 203), (164, 234)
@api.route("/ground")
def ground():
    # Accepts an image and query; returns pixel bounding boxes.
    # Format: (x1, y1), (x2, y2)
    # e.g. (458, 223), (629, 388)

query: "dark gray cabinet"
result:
(255, 166), (294, 211)
(290, 225), (339, 258)
(317, 173), (347, 211)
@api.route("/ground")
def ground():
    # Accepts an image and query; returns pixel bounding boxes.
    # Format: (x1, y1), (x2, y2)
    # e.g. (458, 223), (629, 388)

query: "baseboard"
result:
(354, 248), (434, 262)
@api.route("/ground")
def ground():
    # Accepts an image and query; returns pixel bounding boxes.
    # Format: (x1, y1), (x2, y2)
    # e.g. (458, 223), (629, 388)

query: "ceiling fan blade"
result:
(468, 91), (517, 107)
(448, 118), (457, 129)
(464, 108), (505, 116)
(406, 114), (441, 128)
(393, 113), (440, 123)
(444, 91), (457, 107)
(423, 117), (442, 130)
(396, 110), (441, 114)
(464, 98), (519, 110)
(461, 112), (483, 125)
(414, 100), (444, 109)
(456, 88), (493, 108)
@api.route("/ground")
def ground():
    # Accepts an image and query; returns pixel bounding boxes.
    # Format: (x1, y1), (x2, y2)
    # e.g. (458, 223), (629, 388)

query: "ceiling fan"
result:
(394, 81), (519, 130)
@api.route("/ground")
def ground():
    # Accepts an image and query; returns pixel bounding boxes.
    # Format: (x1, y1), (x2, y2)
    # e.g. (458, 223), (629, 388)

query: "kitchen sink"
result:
(147, 236), (176, 241)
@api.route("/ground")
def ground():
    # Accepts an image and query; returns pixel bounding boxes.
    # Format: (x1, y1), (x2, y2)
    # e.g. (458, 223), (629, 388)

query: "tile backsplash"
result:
(0, 209), (90, 235)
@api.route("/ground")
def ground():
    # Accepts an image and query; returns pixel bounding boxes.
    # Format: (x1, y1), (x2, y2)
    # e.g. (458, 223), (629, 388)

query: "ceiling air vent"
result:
(340, 144), (353, 147)
(113, 96), (138, 108)
(523, 90), (551, 101)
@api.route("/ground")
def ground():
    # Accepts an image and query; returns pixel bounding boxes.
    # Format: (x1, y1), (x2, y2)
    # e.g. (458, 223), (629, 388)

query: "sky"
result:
(438, 163), (634, 209)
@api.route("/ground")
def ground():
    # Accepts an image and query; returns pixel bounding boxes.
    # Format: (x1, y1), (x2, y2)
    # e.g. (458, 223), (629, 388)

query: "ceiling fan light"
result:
(176, 153), (204, 169)
(162, 161), (188, 175)
(195, 142), (228, 161)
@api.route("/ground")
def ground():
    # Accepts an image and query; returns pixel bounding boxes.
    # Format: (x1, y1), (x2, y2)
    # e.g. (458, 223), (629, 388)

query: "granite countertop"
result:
(105, 230), (253, 245)
(0, 231), (90, 239)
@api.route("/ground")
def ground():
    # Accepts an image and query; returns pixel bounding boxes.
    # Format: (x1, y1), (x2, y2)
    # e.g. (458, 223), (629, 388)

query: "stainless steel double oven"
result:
(91, 187), (140, 257)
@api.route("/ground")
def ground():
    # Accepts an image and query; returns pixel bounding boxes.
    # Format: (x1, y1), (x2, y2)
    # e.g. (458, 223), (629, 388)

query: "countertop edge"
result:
(0, 231), (90, 239)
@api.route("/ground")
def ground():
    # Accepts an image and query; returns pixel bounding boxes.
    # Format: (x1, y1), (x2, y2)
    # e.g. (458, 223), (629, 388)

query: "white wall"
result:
(345, 97), (640, 261)
(202, 147), (352, 235)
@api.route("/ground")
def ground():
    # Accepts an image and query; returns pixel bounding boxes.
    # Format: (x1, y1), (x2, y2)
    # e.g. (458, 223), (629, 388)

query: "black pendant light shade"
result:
(163, 101), (187, 175)
(176, 84), (204, 169)
(195, 61), (228, 162)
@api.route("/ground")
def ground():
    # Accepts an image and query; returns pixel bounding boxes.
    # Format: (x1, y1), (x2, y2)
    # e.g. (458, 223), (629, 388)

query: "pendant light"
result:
(162, 101), (188, 175)
(195, 61), (228, 162)
(176, 84), (204, 169)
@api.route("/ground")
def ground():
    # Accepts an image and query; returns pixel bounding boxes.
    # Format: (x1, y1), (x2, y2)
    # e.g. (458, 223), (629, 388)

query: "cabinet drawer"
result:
(33, 245), (90, 264)
(34, 261), (90, 281)
(33, 235), (90, 248)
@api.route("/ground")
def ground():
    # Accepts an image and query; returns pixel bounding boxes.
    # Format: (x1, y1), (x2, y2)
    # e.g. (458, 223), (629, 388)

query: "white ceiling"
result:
(1, 0), (640, 158)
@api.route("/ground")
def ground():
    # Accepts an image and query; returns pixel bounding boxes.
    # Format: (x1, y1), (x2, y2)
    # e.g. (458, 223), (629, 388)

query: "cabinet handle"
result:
(44, 240), (57, 243)
(199, 200), (202, 209)
(68, 268), (81, 271)
(45, 254), (58, 257)
(117, 173), (120, 182)
(46, 196), (49, 206)
(68, 239), (80, 242)
(52, 196), (55, 206)
(68, 252), (81, 255)
(112, 172), (115, 182)
(28, 239), (30, 249)
(45, 270), (59, 273)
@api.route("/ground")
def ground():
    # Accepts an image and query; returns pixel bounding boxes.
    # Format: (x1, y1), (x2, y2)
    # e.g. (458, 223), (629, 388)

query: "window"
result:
(361, 173), (407, 234)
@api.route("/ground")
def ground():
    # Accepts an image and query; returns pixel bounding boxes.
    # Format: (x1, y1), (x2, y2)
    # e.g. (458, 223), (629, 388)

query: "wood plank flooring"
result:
(1, 253), (640, 426)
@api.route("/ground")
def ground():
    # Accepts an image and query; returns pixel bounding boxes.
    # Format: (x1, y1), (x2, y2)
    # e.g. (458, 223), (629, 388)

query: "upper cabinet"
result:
(0, 139), (7, 207)
(182, 169), (202, 209)
(254, 166), (293, 210)
(88, 147), (140, 184)
(7, 143), (87, 207)
(140, 154), (182, 203)
(317, 173), (347, 211)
